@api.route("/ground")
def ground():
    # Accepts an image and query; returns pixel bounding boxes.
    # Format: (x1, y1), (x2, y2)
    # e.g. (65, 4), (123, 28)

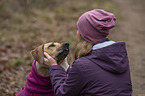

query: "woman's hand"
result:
(43, 52), (57, 68)
(44, 52), (69, 70)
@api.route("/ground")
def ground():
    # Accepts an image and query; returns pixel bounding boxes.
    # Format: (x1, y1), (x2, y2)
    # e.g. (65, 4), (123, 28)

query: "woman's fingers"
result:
(42, 58), (49, 68)
(44, 58), (48, 62)
(44, 52), (52, 59)
(43, 52), (57, 67)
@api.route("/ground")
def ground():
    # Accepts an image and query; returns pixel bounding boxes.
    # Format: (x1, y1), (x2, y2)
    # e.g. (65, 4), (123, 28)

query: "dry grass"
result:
(0, 0), (120, 65)
(0, 0), (120, 95)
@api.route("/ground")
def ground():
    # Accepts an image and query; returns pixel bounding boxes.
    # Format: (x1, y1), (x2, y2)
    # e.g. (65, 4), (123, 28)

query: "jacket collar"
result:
(92, 39), (115, 50)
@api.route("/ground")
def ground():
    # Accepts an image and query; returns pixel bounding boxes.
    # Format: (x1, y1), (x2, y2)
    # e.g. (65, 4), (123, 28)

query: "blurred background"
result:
(0, 0), (144, 96)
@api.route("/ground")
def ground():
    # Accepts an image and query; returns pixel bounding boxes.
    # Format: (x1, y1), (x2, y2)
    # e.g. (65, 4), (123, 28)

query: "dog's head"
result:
(31, 42), (69, 65)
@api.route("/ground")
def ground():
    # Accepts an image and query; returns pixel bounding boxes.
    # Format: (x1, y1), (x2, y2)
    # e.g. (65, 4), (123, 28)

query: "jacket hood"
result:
(86, 42), (129, 74)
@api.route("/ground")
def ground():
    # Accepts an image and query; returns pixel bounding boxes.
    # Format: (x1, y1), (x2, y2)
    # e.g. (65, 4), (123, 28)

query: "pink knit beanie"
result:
(77, 9), (116, 44)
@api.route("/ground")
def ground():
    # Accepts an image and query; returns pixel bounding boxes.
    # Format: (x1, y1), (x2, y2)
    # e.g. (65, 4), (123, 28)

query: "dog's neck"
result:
(35, 62), (49, 76)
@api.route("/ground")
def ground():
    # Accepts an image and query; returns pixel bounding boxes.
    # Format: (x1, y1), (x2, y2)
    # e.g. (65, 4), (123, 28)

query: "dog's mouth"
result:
(55, 42), (69, 64)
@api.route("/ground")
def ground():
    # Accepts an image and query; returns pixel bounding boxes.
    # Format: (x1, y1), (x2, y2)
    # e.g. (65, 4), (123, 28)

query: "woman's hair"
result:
(74, 35), (94, 60)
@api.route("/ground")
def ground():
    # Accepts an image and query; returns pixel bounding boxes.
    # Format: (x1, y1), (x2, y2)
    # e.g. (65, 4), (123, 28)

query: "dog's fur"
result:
(31, 42), (69, 76)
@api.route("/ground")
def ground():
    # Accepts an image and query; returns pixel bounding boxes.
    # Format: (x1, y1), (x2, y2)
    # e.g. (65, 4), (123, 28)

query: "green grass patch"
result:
(55, 8), (65, 13)
(11, 15), (22, 23)
(8, 58), (26, 67)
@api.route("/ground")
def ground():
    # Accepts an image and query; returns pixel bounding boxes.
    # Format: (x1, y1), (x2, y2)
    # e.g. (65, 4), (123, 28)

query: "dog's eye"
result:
(48, 44), (55, 48)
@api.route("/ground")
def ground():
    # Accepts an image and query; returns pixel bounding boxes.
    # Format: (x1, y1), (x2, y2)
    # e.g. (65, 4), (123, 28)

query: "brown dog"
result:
(31, 42), (69, 75)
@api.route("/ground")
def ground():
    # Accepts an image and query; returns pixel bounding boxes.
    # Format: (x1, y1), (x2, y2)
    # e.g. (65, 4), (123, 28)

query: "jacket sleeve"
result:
(49, 62), (85, 96)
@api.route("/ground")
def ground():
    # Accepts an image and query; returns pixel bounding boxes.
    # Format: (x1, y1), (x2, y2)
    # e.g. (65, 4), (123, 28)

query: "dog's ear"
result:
(30, 44), (44, 64)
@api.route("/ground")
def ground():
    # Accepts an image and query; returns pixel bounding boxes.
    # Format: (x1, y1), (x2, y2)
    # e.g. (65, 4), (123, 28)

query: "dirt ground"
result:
(110, 0), (145, 95)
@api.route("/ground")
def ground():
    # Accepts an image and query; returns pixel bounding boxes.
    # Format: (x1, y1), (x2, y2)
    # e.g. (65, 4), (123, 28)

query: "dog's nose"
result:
(63, 42), (69, 47)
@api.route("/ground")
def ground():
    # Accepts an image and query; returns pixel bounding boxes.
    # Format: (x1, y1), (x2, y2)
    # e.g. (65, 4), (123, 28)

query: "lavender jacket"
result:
(17, 60), (54, 96)
(49, 41), (132, 96)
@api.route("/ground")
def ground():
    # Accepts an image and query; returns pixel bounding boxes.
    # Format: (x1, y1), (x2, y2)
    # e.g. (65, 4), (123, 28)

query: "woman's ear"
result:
(77, 30), (81, 40)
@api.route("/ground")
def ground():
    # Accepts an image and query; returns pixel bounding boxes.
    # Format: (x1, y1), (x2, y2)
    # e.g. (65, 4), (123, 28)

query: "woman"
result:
(44, 9), (132, 96)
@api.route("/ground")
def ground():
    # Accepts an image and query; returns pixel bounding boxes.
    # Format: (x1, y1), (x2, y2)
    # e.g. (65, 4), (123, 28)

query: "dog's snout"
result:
(63, 42), (69, 47)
